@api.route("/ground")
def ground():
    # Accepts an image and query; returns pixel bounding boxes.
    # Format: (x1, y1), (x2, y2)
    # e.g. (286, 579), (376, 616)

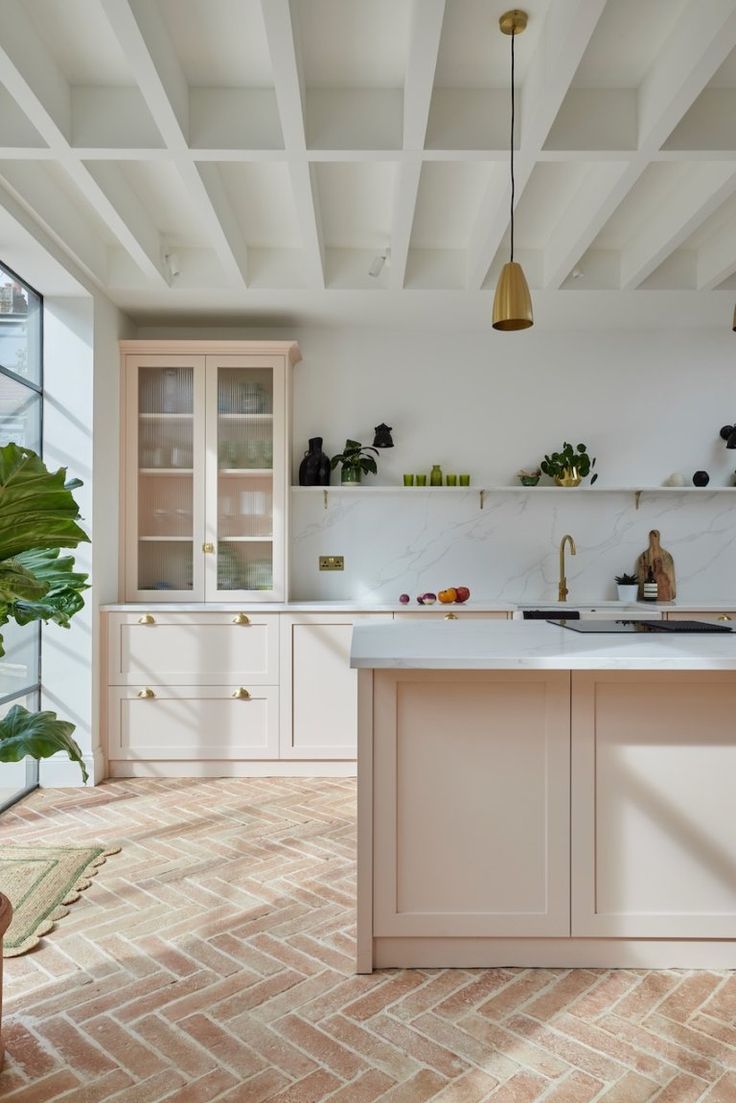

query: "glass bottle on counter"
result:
(430, 464), (443, 486)
(642, 566), (658, 601)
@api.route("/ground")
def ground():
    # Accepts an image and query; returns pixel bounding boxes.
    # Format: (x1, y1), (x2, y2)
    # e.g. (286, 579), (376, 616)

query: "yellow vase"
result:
(554, 467), (582, 487)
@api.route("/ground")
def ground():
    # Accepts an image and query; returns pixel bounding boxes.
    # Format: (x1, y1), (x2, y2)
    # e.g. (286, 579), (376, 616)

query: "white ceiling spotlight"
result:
(571, 267), (584, 280)
(368, 247), (391, 278)
(164, 250), (181, 280)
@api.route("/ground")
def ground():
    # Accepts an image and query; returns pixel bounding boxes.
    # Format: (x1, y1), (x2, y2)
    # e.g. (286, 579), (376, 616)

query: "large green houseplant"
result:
(0, 444), (89, 783)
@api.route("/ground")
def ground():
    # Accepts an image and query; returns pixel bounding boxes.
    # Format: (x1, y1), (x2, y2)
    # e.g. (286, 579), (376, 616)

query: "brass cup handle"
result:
(138, 614), (155, 624)
(232, 687), (251, 700)
(444, 612), (458, 620)
(232, 613), (250, 625)
(718, 615), (732, 621)
(202, 542), (215, 554)
(137, 688), (155, 699)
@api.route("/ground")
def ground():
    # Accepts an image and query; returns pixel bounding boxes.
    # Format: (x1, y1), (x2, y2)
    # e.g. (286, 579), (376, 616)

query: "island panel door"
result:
(373, 669), (571, 938)
(571, 671), (736, 938)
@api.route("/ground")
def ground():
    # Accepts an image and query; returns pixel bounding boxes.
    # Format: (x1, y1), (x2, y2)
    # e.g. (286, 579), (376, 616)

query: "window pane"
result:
(0, 371), (41, 450)
(0, 264), (42, 385)
(0, 690), (40, 810)
(0, 620), (39, 696)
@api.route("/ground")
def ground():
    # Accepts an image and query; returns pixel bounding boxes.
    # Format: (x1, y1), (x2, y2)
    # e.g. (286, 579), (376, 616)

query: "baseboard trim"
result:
(107, 760), (357, 778)
(39, 752), (96, 788)
(371, 937), (736, 971)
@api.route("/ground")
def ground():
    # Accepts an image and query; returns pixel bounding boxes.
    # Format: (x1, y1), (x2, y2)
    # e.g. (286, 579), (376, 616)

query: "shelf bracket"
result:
(480, 490), (486, 510)
(323, 489), (329, 511)
(635, 490), (642, 511)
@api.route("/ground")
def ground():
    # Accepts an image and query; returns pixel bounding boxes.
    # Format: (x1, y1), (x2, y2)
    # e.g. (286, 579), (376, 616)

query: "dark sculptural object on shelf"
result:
(298, 437), (331, 486)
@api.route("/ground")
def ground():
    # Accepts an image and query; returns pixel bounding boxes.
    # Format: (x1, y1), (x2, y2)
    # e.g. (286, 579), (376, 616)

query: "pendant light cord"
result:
(510, 26), (516, 262)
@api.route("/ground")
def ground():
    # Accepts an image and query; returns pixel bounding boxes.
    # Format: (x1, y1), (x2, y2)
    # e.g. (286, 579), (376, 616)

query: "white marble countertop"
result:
(350, 618), (736, 670)
(100, 598), (736, 614)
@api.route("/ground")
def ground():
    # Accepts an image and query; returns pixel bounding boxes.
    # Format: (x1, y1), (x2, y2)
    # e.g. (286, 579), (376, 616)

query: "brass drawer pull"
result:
(718, 615), (732, 621)
(444, 612), (458, 620)
(232, 613), (250, 625)
(137, 614), (155, 624)
(137, 688), (155, 699)
(202, 542), (215, 554)
(232, 687), (251, 700)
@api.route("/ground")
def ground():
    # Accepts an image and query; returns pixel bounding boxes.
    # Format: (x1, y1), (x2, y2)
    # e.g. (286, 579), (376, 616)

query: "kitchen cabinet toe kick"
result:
(356, 667), (736, 972)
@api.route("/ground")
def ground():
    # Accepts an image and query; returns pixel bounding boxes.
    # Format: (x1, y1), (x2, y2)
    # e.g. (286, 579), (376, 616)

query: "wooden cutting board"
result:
(637, 529), (676, 601)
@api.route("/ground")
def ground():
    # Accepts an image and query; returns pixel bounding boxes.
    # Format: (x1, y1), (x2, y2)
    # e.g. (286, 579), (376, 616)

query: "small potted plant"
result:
(540, 442), (597, 486)
(516, 468), (541, 486)
(330, 439), (379, 485)
(615, 572), (639, 602)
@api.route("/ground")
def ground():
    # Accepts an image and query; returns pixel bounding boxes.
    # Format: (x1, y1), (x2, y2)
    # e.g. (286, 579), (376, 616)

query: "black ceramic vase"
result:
(299, 437), (331, 486)
(693, 470), (710, 487)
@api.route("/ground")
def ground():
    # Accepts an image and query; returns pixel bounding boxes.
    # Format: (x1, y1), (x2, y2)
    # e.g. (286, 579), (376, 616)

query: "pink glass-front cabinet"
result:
(121, 342), (301, 602)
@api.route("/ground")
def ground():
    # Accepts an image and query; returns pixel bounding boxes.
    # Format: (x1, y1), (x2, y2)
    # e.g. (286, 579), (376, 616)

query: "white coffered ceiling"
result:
(1, 0), (736, 325)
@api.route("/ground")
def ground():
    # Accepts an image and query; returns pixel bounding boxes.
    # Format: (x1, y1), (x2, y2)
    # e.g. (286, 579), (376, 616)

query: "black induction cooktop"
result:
(547, 619), (733, 634)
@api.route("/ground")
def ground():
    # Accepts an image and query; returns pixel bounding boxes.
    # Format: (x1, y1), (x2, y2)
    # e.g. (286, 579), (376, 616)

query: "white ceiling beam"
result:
(261, 0), (325, 288)
(544, 161), (636, 289)
(100, 0), (248, 287)
(389, 0), (445, 290)
(465, 0), (608, 289)
(544, 0), (736, 289)
(696, 222), (736, 290)
(637, 0), (736, 151)
(0, 1), (169, 286)
(620, 164), (736, 290)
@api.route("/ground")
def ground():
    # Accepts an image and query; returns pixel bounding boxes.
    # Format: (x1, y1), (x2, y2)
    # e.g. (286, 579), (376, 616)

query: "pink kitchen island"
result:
(351, 618), (736, 972)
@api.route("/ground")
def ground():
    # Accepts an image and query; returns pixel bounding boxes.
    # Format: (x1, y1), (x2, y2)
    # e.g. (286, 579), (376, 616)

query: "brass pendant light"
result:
(492, 10), (533, 331)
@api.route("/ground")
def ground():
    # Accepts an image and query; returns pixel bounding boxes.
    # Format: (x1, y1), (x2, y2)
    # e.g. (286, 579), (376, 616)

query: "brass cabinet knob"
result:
(232, 613), (250, 625)
(137, 688), (155, 699)
(232, 687), (251, 700)
(202, 542), (215, 554)
(718, 615), (732, 621)
(444, 612), (459, 620)
(137, 614), (155, 624)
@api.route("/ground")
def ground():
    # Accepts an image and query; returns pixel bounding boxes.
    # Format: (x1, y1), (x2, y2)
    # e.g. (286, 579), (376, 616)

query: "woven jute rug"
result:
(0, 844), (119, 957)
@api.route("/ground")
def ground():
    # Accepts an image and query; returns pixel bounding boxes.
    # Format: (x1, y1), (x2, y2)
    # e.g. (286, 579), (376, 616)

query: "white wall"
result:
(41, 293), (132, 787)
(137, 323), (736, 603)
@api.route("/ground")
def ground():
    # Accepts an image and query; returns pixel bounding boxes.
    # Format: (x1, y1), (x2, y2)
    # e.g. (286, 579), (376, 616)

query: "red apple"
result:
(455, 586), (470, 603)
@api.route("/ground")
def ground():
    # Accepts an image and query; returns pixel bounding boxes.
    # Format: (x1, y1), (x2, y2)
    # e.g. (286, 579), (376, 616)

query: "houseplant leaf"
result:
(0, 560), (48, 604)
(0, 444), (89, 561)
(10, 548), (88, 628)
(0, 704), (88, 783)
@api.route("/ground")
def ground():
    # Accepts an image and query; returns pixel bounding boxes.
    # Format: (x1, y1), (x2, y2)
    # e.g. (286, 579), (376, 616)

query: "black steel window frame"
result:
(0, 259), (43, 811)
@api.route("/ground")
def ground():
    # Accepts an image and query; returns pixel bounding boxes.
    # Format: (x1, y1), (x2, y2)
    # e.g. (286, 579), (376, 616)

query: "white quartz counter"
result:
(350, 618), (736, 670)
(100, 599), (736, 613)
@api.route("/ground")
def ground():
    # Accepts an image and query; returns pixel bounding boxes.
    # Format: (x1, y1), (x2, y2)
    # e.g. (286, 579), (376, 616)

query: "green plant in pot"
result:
(540, 442), (597, 486)
(615, 571), (639, 603)
(330, 439), (379, 485)
(0, 445), (89, 781)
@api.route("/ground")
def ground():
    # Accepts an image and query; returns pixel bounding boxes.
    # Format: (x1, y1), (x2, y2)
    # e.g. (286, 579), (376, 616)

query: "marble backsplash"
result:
(289, 489), (736, 604)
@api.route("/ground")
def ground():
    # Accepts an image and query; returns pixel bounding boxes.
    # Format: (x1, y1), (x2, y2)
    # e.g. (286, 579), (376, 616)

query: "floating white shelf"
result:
(290, 484), (736, 510)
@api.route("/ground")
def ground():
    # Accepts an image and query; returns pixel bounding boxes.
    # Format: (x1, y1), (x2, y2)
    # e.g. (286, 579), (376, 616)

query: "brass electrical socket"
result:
(319, 555), (344, 571)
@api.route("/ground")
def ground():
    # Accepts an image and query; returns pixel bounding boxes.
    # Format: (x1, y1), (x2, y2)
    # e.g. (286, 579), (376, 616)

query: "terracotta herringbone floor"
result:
(0, 779), (735, 1103)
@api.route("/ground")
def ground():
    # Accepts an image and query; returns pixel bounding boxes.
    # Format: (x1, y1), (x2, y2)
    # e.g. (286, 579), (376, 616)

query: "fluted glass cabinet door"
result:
(205, 356), (285, 601)
(125, 357), (206, 600)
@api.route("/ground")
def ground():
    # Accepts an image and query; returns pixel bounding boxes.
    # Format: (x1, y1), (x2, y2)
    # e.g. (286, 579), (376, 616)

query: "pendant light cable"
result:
(509, 26), (516, 262)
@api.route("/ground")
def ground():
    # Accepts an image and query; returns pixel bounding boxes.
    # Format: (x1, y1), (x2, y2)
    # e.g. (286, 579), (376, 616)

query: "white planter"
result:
(617, 584), (639, 602)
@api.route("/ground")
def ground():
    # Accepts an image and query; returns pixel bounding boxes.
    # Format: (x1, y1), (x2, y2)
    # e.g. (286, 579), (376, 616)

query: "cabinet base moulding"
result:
(372, 937), (736, 971)
(106, 759), (356, 778)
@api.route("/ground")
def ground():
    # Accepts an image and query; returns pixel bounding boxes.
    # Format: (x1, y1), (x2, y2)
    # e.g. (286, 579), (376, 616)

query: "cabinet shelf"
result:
(140, 468), (193, 476)
(219, 536), (273, 543)
(139, 412), (193, 419)
(138, 536), (192, 542)
(218, 468), (273, 477)
(218, 413), (273, 421)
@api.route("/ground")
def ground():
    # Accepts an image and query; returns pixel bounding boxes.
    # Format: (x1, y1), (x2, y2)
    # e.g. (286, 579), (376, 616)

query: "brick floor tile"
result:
(654, 1073), (711, 1103)
(458, 1013), (569, 1080)
(372, 1069), (448, 1103)
(478, 972), (558, 1021)
(656, 974), (725, 1024)
(594, 1071), (660, 1102)
(0, 1071), (81, 1102)
(274, 1013), (365, 1080)
(41, 1016), (117, 1077)
(2, 1020), (59, 1079)
(523, 971), (600, 1022)
(370, 1011), (470, 1079)
(158, 1068), (239, 1102)
(701, 1071), (736, 1102)
(534, 1069), (602, 1103)
(612, 973), (682, 1023)
(255, 1068), (342, 1103)
(323, 1069), (396, 1103)
(432, 1067), (499, 1102)
(485, 1069), (548, 1101)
